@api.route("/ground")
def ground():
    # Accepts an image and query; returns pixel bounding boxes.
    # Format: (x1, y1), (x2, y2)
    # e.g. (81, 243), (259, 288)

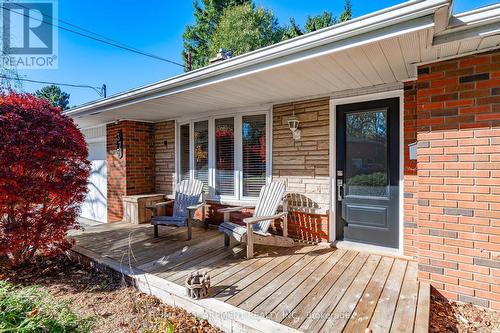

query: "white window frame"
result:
(175, 107), (271, 204)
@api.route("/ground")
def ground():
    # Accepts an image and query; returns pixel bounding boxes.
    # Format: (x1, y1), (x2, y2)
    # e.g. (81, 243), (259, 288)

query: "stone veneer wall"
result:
(272, 98), (330, 242)
(154, 121), (176, 194)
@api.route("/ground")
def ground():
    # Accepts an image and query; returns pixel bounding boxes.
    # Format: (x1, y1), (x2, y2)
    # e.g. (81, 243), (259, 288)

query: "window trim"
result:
(175, 108), (271, 203)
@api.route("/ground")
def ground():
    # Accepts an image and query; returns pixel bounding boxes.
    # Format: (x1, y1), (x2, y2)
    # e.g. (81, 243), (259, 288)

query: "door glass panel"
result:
(345, 109), (388, 197)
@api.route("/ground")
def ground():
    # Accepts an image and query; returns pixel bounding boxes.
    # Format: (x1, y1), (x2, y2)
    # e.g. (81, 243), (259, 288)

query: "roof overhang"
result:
(63, 0), (499, 128)
(433, 3), (500, 45)
(66, 0), (454, 128)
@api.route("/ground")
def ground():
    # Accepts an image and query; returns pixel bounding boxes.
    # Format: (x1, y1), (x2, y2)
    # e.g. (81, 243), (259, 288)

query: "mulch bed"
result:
(0, 255), (222, 333)
(430, 288), (500, 333)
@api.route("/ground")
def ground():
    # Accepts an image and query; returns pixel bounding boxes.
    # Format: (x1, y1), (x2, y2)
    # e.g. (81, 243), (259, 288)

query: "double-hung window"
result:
(177, 111), (269, 201)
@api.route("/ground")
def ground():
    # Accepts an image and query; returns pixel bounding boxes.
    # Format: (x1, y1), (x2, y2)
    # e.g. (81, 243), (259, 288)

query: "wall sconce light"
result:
(287, 112), (301, 140)
(116, 129), (123, 159)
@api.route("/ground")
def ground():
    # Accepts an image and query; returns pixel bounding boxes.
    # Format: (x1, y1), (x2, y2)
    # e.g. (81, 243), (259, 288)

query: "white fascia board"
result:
(73, 15), (435, 120)
(451, 3), (500, 26)
(434, 3), (500, 45)
(65, 0), (449, 119)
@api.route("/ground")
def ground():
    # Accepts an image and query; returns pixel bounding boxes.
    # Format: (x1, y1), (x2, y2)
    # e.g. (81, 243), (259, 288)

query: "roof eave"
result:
(433, 3), (500, 45)
(65, 0), (450, 119)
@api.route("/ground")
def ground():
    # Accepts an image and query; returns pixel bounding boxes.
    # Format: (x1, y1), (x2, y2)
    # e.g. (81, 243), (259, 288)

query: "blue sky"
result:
(16, 0), (496, 107)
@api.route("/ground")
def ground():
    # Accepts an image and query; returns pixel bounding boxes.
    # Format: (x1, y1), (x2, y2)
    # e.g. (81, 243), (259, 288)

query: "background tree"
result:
(304, 11), (334, 33)
(0, 92), (90, 264)
(0, 25), (22, 92)
(339, 0), (353, 22)
(0, 67), (22, 93)
(183, 0), (353, 69)
(304, 0), (352, 33)
(281, 18), (302, 41)
(35, 84), (70, 110)
(182, 0), (250, 70)
(209, 3), (282, 58)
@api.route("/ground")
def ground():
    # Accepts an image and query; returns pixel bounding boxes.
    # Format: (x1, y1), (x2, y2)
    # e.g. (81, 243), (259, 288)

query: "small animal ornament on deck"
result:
(185, 271), (210, 299)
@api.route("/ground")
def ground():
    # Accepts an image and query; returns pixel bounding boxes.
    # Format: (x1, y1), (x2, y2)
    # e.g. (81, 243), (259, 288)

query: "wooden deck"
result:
(70, 222), (429, 333)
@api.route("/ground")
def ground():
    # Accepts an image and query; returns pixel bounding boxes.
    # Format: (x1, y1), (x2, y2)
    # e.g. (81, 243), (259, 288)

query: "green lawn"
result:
(0, 281), (92, 333)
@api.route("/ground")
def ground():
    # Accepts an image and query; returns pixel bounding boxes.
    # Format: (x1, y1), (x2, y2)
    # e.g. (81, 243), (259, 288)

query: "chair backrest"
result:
(252, 182), (286, 233)
(173, 179), (204, 219)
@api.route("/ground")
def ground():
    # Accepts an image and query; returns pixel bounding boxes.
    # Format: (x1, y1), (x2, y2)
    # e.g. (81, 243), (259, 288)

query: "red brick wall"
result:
(106, 123), (126, 222)
(409, 50), (500, 309)
(106, 120), (155, 222)
(404, 81), (420, 258)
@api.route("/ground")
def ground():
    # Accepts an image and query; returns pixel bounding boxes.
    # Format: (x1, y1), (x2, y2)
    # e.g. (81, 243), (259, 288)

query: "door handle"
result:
(337, 179), (343, 201)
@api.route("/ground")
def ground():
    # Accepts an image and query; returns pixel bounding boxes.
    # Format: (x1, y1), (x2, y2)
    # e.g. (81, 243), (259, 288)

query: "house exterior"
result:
(67, 0), (500, 310)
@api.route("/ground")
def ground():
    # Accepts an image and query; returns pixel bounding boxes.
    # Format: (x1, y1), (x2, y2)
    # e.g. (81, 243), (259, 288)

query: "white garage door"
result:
(81, 138), (107, 223)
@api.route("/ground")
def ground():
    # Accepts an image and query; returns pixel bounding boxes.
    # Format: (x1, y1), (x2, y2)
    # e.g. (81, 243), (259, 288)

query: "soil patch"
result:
(430, 288), (500, 333)
(0, 255), (222, 333)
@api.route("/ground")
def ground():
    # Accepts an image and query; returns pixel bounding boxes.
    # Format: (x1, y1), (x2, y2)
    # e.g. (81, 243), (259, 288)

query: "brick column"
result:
(403, 81), (420, 258)
(106, 120), (155, 222)
(414, 50), (500, 309)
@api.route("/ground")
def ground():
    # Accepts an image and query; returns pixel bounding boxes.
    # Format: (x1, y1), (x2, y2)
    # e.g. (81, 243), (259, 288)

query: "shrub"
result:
(0, 93), (90, 264)
(347, 172), (387, 187)
(0, 281), (92, 332)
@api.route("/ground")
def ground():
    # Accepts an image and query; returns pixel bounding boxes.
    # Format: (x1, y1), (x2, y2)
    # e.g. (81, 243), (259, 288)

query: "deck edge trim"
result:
(68, 244), (302, 333)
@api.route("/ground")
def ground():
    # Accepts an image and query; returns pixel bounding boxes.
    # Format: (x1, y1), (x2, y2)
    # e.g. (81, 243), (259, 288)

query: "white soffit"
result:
(68, 0), (451, 128)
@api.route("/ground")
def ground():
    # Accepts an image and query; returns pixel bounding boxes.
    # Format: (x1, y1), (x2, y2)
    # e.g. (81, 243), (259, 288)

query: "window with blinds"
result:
(215, 117), (235, 196)
(179, 124), (190, 182)
(242, 114), (266, 197)
(194, 120), (209, 192)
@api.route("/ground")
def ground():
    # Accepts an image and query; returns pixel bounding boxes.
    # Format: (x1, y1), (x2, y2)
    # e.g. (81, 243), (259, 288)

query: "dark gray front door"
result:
(336, 97), (400, 248)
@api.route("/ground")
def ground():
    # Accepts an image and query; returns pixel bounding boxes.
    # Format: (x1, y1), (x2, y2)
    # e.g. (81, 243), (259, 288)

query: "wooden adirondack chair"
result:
(218, 182), (295, 259)
(146, 179), (205, 240)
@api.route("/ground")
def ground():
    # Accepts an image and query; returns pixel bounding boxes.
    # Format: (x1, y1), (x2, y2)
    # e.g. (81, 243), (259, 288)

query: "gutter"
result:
(433, 3), (500, 45)
(65, 0), (450, 118)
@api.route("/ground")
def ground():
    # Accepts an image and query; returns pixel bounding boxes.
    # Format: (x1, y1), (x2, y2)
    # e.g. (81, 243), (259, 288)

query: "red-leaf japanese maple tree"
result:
(0, 92), (90, 264)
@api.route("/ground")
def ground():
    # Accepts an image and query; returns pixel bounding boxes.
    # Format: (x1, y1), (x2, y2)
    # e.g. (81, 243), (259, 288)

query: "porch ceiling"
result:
(69, 1), (500, 129)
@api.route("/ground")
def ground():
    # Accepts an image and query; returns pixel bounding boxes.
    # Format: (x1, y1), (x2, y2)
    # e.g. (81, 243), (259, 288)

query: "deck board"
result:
(70, 223), (428, 333)
(227, 247), (313, 307)
(321, 255), (382, 333)
(369, 259), (408, 333)
(268, 249), (346, 323)
(343, 256), (394, 333)
(298, 252), (369, 332)
(281, 250), (358, 328)
(390, 262), (419, 333)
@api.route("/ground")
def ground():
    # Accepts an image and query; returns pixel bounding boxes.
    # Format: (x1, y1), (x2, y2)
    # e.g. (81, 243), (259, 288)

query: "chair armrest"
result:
(187, 202), (205, 211)
(145, 200), (174, 210)
(243, 212), (287, 225)
(217, 205), (255, 213)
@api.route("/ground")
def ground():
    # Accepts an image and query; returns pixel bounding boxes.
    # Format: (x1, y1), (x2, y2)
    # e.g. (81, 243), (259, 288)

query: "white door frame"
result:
(329, 89), (405, 254)
(82, 135), (107, 223)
